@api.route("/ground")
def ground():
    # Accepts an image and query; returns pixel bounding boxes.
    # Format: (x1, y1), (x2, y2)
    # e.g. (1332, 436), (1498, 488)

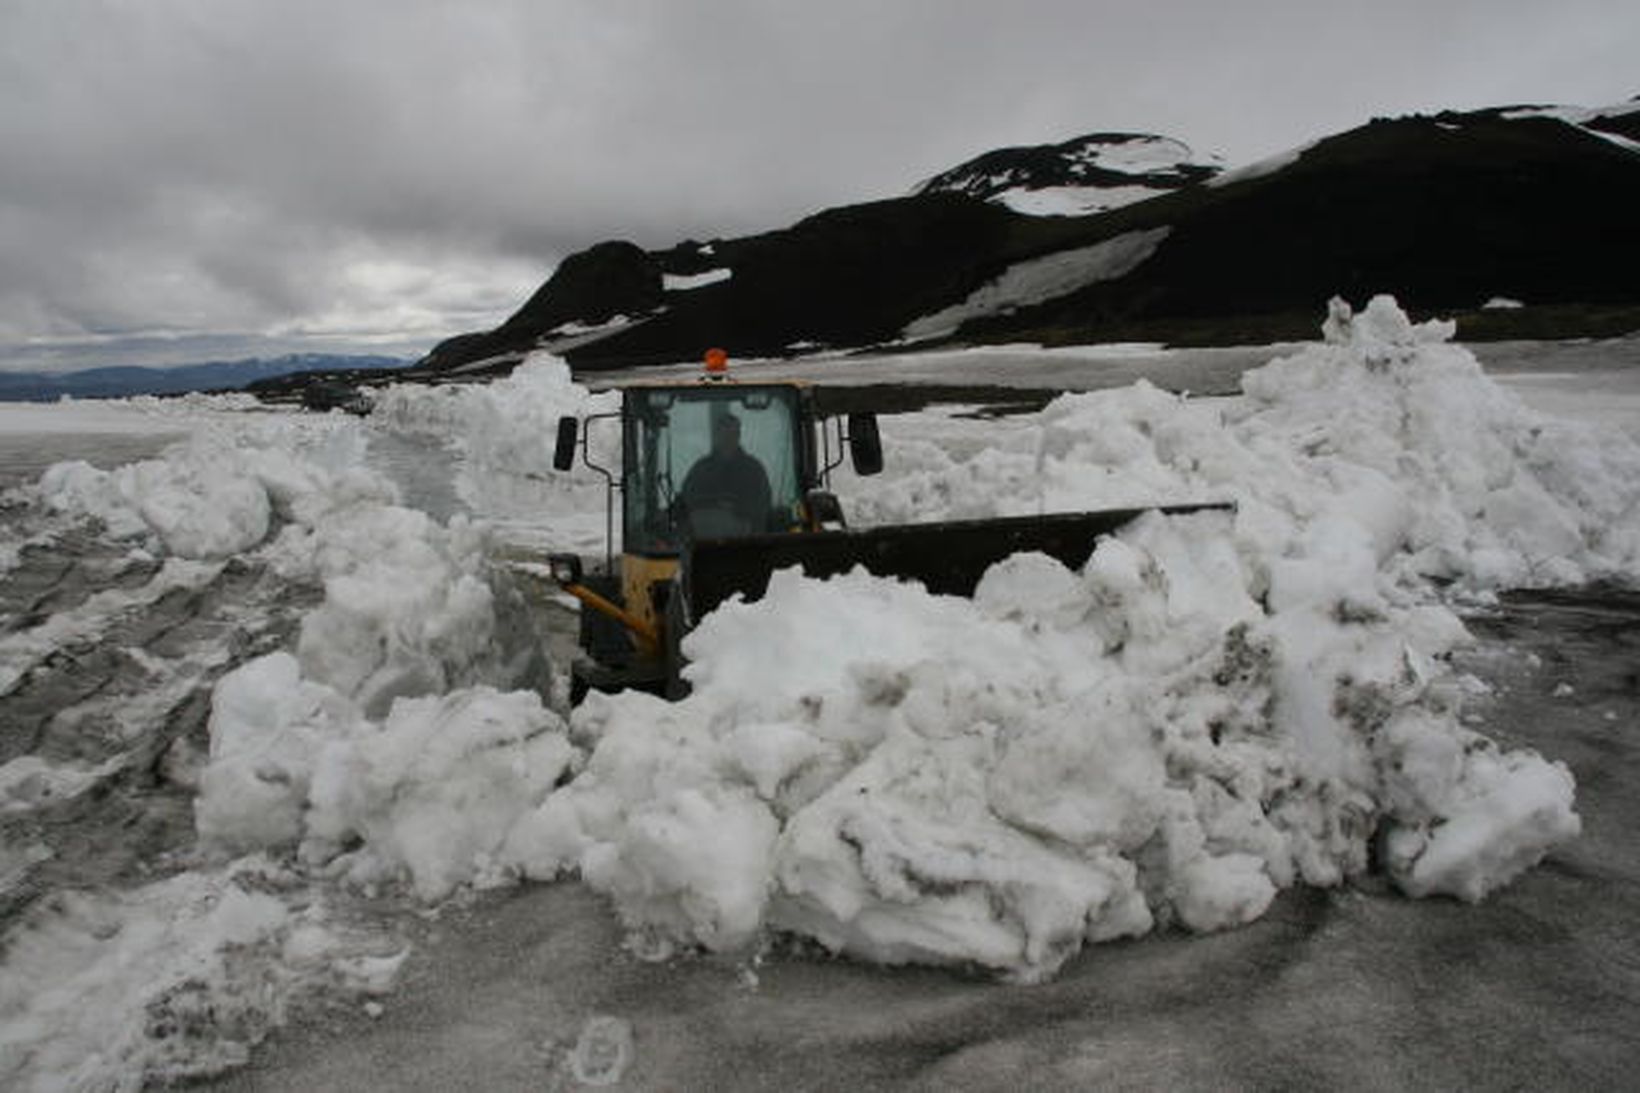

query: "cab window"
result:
(622, 386), (804, 554)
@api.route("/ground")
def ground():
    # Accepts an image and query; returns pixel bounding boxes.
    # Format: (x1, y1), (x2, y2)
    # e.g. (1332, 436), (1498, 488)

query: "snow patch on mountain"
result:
(918, 133), (1223, 217)
(903, 228), (1171, 341)
(663, 268), (732, 291)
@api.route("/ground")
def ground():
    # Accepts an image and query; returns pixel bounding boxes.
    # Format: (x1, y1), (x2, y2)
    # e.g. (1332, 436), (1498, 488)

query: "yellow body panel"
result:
(621, 553), (680, 652)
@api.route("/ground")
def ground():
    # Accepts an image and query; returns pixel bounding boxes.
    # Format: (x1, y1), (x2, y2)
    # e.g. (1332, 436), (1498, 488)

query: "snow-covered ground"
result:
(2, 299), (1639, 1088)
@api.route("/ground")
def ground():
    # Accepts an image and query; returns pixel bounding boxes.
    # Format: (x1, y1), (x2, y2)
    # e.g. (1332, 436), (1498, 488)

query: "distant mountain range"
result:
(408, 97), (1640, 380)
(0, 354), (411, 402)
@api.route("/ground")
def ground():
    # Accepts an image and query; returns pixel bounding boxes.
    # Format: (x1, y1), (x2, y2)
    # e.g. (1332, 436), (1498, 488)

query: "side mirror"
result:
(553, 416), (579, 471)
(547, 552), (583, 586)
(847, 413), (883, 476)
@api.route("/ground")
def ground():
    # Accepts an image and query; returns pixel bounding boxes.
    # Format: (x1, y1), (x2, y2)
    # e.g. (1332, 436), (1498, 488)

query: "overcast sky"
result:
(2, 0), (1634, 371)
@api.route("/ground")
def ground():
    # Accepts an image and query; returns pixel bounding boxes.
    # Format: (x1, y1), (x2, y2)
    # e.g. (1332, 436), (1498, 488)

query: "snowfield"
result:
(2, 298), (1638, 1088)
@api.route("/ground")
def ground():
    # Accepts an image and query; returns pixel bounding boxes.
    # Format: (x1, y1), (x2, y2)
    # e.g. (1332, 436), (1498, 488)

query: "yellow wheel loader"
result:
(549, 352), (1222, 703)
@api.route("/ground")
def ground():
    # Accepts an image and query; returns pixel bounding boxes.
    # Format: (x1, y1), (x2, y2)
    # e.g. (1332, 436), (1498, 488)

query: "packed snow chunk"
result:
(304, 687), (575, 901)
(293, 508), (501, 716)
(769, 722), (1153, 977)
(530, 520), (1313, 978)
(39, 440), (271, 559)
(1382, 737), (1581, 902)
(199, 656), (577, 902)
(1166, 848), (1279, 934)
(196, 652), (362, 854)
(503, 693), (781, 952)
(582, 783), (779, 953)
(371, 352), (616, 552)
(531, 468), (1592, 979)
(1233, 295), (1640, 589)
(36, 416), (388, 560)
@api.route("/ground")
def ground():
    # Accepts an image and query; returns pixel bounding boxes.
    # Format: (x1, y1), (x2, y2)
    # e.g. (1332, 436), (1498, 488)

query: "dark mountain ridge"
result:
(410, 99), (1640, 379)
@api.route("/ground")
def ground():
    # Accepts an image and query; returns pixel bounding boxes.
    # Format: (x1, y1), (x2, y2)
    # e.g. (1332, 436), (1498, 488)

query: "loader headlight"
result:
(548, 553), (583, 585)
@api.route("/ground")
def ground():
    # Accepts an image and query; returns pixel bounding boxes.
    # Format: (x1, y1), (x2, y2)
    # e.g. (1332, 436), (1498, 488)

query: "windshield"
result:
(623, 385), (805, 554)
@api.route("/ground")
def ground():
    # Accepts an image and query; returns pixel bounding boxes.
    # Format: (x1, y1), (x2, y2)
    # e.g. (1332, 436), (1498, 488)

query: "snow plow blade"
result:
(682, 503), (1231, 621)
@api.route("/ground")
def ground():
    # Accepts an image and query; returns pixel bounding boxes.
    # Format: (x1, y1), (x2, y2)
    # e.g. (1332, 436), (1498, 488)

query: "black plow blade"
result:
(683, 503), (1231, 620)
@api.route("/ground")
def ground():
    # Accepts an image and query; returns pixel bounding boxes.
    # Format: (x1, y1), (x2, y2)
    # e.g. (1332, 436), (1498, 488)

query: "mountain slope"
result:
(413, 99), (1640, 376)
(955, 105), (1640, 346)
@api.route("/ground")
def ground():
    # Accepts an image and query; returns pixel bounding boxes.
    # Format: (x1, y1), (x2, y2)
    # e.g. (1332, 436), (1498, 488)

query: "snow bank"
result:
(279, 505), (502, 717)
(31, 400), (521, 717)
(37, 416), (379, 559)
(371, 353), (617, 551)
(184, 298), (1617, 982)
(484, 297), (1615, 979)
(859, 296), (1640, 591)
(501, 512), (1576, 978)
(151, 300), (1639, 984)
(196, 651), (576, 902)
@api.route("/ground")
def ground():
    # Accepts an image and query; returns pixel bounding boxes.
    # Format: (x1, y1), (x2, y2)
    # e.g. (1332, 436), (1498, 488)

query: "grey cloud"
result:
(2, 0), (1635, 369)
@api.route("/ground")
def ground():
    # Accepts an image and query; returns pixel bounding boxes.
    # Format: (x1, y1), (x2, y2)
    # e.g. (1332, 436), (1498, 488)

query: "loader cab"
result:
(550, 360), (883, 701)
(623, 384), (812, 556)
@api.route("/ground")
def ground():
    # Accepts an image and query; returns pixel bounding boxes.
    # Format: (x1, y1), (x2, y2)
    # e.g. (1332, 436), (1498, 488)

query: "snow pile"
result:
(371, 353), (616, 551)
(32, 408), (509, 718)
(865, 296), (1640, 591)
(481, 297), (1616, 979)
(5, 383), (547, 1087)
(499, 512), (1576, 979)
(37, 416), (378, 559)
(176, 297), (1620, 983)
(275, 503), (502, 718)
(176, 297), (1627, 984)
(196, 652), (576, 902)
(1235, 297), (1640, 589)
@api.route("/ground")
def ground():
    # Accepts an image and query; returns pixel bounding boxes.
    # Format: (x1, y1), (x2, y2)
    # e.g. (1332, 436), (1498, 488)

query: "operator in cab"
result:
(678, 413), (772, 537)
